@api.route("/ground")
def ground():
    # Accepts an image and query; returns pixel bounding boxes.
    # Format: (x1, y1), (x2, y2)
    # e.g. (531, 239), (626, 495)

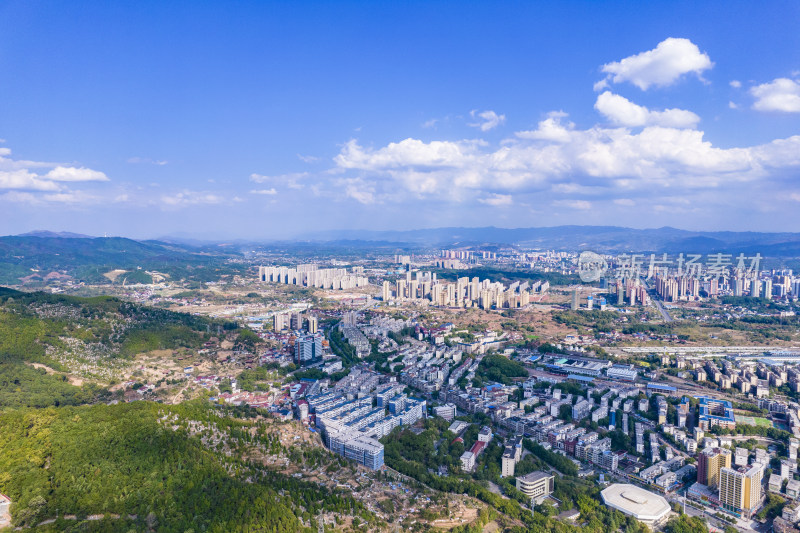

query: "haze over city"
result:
(0, 1), (799, 239)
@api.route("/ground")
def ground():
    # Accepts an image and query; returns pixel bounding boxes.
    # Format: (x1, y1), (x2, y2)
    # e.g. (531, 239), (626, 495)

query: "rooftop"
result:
(601, 483), (671, 521)
(517, 471), (553, 483)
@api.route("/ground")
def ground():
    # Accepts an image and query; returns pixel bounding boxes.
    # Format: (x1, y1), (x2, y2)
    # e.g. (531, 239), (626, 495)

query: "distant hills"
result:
(18, 230), (94, 239)
(0, 234), (243, 285)
(3, 225), (799, 286)
(299, 225), (800, 255)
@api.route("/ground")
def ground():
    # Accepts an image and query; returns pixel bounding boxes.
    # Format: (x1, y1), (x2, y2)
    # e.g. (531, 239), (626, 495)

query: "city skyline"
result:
(1, 2), (799, 239)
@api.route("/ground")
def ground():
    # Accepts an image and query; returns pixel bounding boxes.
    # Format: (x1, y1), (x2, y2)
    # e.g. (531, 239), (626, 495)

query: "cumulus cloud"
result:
(594, 92), (700, 128)
(0, 147), (110, 206)
(250, 188), (278, 195)
(45, 166), (109, 182)
(335, 138), (481, 170)
(516, 112), (574, 143)
(596, 38), (713, 90)
(331, 123), (800, 208)
(730, 80), (742, 88)
(751, 78), (800, 112)
(469, 110), (506, 131)
(0, 169), (62, 191)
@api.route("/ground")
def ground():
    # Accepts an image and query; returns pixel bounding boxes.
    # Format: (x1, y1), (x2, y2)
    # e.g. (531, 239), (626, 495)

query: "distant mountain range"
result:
(0, 234), (242, 285)
(4, 225), (800, 285)
(288, 225), (800, 256)
(18, 230), (94, 239)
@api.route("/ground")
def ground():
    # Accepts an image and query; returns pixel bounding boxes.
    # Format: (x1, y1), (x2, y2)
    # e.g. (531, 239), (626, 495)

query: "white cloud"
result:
(597, 38), (713, 90)
(297, 154), (319, 163)
(613, 198), (635, 206)
(594, 91), (700, 128)
(516, 113), (574, 143)
(729, 101), (739, 109)
(335, 138), (481, 170)
(730, 80), (742, 88)
(469, 110), (506, 131)
(751, 78), (800, 112)
(331, 117), (800, 209)
(0, 146), (111, 207)
(45, 166), (109, 182)
(479, 194), (512, 206)
(422, 118), (439, 129)
(250, 188), (278, 195)
(0, 169), (62, 191)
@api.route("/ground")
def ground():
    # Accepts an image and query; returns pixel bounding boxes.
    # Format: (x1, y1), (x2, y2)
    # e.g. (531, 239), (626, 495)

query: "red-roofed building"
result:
(470, 440), (487, 456)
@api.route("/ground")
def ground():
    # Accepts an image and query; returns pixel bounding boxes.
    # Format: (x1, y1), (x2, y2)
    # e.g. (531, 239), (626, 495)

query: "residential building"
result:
(502, 446), (517, 477)
(697, 396), (736, 431)
(719, 465), (764, 518)
(698, 448), (732, 488)
(572, 399), (592, 420)
(460, 451), (475, 471)
(295, 333), (324, 365)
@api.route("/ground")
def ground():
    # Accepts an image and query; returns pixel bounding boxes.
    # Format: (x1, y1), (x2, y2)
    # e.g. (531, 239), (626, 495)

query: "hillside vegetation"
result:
(0, 235), (245, 284)
(0, 287), (233, 408)
(0, 401), (375, 532)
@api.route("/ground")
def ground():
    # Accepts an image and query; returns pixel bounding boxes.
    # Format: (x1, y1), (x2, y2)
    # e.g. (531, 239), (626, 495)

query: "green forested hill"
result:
(0, 402), (374, 532)
(0, 288), (233, 408)
(0, 235), (244, 284)
(0, 290), (380, 532)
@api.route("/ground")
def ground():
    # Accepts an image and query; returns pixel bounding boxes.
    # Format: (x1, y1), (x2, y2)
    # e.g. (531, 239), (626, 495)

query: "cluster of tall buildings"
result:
(436, 249), (497, 268)
(654, 269), (800, 301)
(615, 278), (650, 306)
(382, 270), (544, 309)
(260, 264), (369, 290)
(654, 275), (709, 301)
(677, 356), (800, 398)
(694, 447), (766, 518)
(734, 272), (800, 299)
(274, 311), (317, 333)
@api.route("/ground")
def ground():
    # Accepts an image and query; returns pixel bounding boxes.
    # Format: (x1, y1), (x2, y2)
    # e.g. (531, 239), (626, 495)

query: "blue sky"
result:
(1, 1), (799, 239)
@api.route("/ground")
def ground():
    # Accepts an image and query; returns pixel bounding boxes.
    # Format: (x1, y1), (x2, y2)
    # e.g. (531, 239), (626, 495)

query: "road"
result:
(640, 277), (673, 323)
